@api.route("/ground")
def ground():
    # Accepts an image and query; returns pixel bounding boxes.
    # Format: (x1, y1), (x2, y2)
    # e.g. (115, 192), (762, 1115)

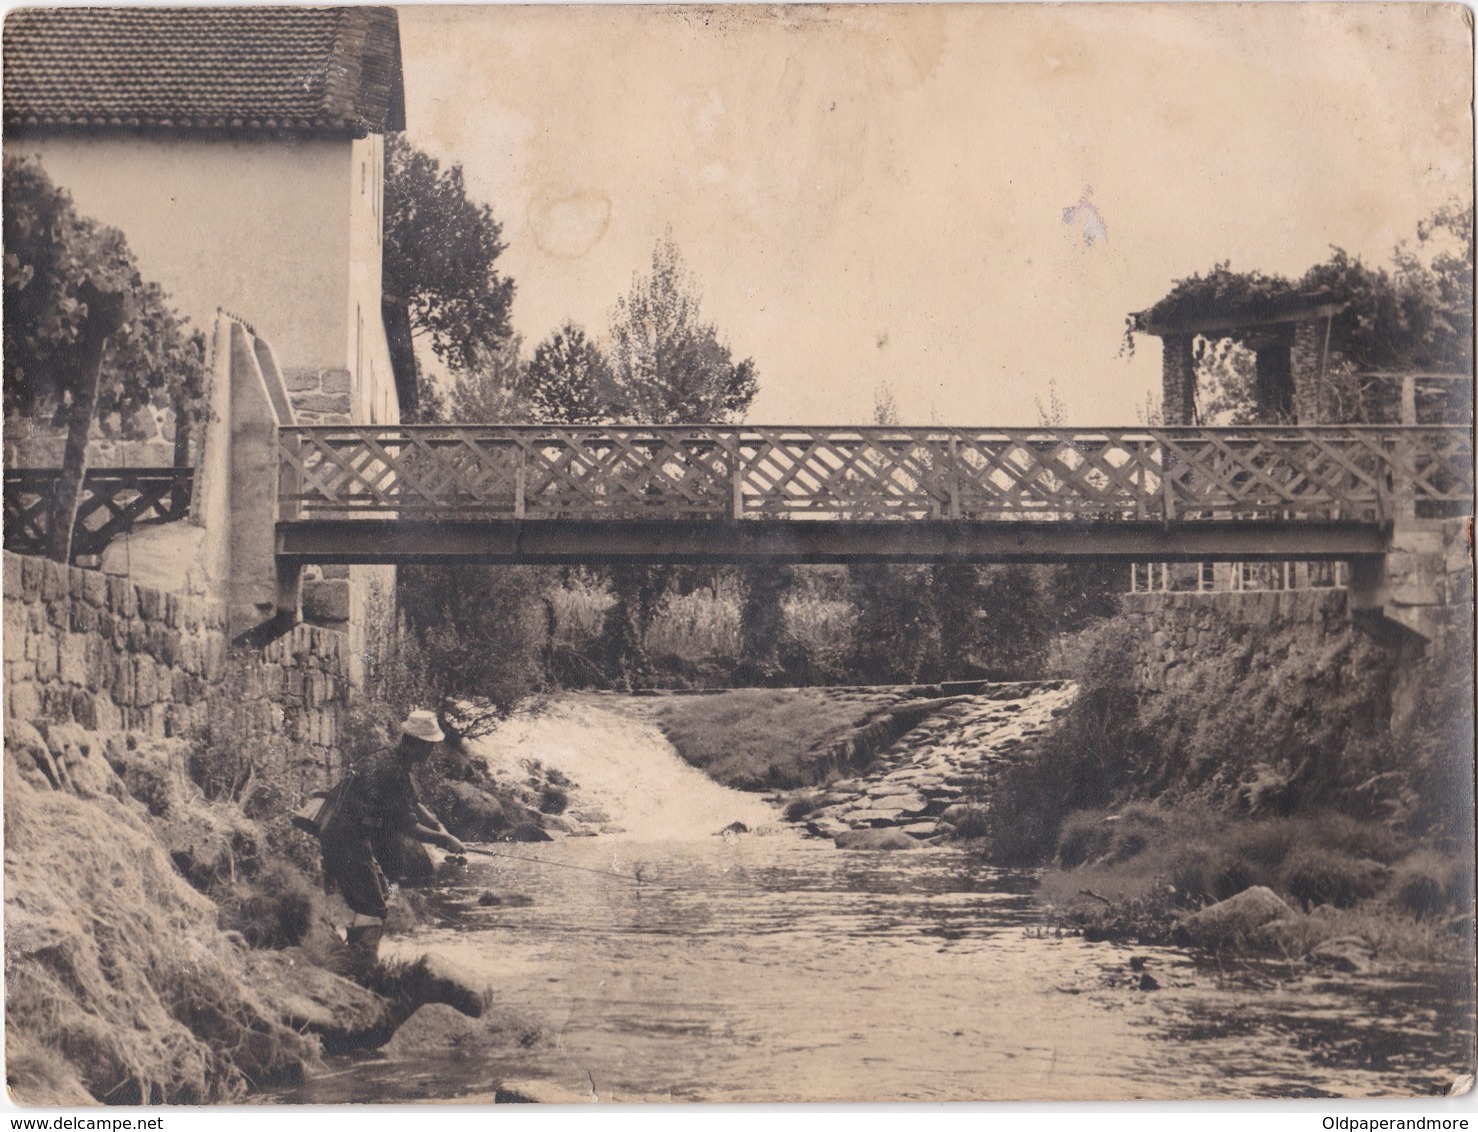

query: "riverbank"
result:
(3, 717), (556, 1106)
(644, 608), (1475, 977)
(1031, 802), (1474, 968)
(976, 592), (1476, 972)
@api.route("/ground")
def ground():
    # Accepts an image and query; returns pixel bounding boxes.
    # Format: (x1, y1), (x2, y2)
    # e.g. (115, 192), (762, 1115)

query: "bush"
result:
(217, 862), (320, 950)
(783, 793), (824, 822)
(1390, 852), (1462, 919)
(950, 805), (990, 840)
(1278, 846), (1386, 909)
(1056, 810), (1110, 868)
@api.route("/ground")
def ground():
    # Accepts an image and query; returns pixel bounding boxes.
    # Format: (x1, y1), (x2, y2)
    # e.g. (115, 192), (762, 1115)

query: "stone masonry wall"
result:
(284, 366), (354, 425)
(1115, 587), (1351, 694)
(3, 551), (351, 799)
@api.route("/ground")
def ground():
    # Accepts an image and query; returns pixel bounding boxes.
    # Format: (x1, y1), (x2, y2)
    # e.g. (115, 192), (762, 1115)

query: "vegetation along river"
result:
(281, 696), (1473, 1103)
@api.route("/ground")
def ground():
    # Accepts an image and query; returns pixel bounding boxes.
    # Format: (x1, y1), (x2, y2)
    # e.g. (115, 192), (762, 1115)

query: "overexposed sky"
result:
(398, 3), (1473, 425)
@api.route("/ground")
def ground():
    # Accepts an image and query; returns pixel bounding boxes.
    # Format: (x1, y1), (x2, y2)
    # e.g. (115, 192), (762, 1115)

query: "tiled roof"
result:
(3, 6), (404, 135)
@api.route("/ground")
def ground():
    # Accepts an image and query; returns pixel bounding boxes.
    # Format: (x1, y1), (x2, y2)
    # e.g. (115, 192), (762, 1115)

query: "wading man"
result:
(320, 709), (467, 969)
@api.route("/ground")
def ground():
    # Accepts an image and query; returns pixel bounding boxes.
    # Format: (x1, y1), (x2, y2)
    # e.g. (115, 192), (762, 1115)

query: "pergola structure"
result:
(1133, 291), (1350, 426)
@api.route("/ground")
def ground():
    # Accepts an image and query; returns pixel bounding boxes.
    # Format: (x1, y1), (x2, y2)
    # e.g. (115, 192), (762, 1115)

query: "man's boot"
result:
(344, 922), (384, 977)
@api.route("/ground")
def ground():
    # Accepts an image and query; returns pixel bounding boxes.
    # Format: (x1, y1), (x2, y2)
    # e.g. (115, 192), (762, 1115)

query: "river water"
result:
(286, 696), (1474, 1104)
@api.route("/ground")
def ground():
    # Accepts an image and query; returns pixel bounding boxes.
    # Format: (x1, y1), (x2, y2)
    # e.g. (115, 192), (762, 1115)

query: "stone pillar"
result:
(1289, 319), (1326, 424)
(225, 321), (301, 639)
(1348, 517), (1471, 643)
(1160, 334), (1196, 425)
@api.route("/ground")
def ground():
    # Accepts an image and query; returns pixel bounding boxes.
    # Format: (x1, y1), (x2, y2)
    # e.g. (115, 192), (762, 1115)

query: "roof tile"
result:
(3, 6), (404, 135)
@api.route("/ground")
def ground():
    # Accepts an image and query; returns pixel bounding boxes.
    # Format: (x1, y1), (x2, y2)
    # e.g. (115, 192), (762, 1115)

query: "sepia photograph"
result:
(1, 1), (1474, 1109)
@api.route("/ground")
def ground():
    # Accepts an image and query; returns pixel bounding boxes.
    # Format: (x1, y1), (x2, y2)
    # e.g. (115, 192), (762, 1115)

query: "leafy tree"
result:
(607, 236), (758, 424)
(384, 134), (516, 377)
(3, 154), (205, 562)
(446, 333), (527, 422)
(1127, 203), (1474, 423)
(738, 563), (794, 680)
(396, 563), (549, 724)
(523, 321), (617, 424)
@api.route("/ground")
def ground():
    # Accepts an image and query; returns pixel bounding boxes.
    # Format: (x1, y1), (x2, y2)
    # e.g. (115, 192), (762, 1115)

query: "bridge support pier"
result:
(1347, 518), (1472, 644)
(197, 315), (301, 641)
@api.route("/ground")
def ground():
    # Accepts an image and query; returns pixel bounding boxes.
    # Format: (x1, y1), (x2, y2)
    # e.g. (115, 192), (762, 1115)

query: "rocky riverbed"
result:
(786, 681), (1076, 846)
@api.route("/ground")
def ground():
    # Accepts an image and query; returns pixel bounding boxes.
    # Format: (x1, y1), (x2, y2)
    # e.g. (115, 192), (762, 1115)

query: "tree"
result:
(523, 321), (618, 424)
(446, 333), (526, 423)
(1127, 203), (1475, 423)
(3, 155), (206, 562)
(607, 236), (758, 424)
(384, 134), (516, 377)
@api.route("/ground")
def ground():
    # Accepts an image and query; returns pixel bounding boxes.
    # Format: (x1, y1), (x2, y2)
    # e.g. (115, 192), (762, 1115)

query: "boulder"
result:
(505, 822), (553, 843)
(377, 951), (490, 1018)
(1309, 936), (1376, 973)
(434, 781), (509, 841)
(1175, 886), (1295, 948)
(834, 827), (918, 851)
(867, 782), (919, 798)
(496, 1078), (596, 1104)
(715, 821), (749, 835)
(902, 822), (938, 838)
(380, 1003), (489, 1059)
(243, 949), (396, 1052)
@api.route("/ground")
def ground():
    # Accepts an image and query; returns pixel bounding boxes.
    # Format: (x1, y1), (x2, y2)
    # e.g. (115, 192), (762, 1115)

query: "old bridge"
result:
(268, 423), (1471, 567)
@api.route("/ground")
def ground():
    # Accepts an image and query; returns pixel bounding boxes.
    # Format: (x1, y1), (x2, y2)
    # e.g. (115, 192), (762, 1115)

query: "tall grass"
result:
(646, 588), (743, 659)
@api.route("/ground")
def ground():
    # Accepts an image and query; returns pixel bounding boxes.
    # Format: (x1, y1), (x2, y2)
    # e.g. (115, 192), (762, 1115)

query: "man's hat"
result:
(401, 709), (445, 743)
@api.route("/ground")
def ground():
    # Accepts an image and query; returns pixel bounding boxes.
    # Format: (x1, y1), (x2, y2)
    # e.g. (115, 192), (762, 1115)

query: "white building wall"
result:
(18, 131), (403, 686)
(347, 134), (400, 427)
(14, 134), (353, 376)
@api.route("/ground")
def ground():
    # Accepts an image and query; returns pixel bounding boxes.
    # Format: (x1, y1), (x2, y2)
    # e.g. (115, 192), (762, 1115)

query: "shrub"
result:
(1055, 810), (1106, 868)
(1278, 846), (1385, 909)
(951, 805), (990, 840)
(1390, 852), (1462, 919)
(217, 862), (320, 950)
(784, 793), (824, 822)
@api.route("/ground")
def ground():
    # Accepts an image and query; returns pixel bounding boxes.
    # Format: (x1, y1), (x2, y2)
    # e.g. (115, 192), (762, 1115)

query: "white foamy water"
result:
(469, 696), (780, 841)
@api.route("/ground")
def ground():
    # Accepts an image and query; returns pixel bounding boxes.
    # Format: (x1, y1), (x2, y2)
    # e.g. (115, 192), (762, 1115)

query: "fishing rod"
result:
(454, 844), (667, 887)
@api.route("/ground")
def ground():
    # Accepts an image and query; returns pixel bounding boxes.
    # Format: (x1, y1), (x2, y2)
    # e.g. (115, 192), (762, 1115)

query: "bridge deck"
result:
(274, 424), (1471, 564)
(276, 516), (1390, 566)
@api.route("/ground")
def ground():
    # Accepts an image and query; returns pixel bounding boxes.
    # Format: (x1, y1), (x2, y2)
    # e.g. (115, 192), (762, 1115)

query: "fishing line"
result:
(457, 845), (680, 889)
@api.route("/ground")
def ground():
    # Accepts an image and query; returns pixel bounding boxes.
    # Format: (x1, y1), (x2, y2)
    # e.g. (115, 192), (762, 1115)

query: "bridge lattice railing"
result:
(4, 467), (194, 560)
(276, 425), (1473, 524)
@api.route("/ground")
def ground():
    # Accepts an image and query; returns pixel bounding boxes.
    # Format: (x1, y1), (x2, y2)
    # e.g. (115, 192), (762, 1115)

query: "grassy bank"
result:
(978, 599), (1475, 963)
(1032, 802), (1473, 961)
(643, 686), (977, 790)
(4, 711), (552, 1106)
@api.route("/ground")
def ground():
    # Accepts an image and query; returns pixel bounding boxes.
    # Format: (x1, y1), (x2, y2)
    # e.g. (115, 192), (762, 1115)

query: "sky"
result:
(397, 3), (1473, 426)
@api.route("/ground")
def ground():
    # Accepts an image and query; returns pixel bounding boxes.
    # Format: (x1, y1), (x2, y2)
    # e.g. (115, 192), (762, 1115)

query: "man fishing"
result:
(319, 709), (467, 970)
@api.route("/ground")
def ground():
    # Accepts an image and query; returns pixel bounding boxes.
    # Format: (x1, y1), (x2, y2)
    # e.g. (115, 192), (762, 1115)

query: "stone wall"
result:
(3, 551), (351, 797)
(284, 366), (354, 425)
(3, 393), (187, 469)
(1115, 587), (1351, 694)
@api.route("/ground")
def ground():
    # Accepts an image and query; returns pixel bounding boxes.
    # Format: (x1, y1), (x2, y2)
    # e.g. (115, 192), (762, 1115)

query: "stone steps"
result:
(785, 683), (1077, 845)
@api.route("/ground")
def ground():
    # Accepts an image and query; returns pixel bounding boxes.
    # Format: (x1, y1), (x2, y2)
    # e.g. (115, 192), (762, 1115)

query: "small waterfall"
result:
(471, 697), (780, 841)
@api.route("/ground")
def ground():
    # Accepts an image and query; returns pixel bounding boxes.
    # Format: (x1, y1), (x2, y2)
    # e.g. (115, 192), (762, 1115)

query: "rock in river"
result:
(1309, 936), (1376, 973)
(1174, 886), (1295, 948)
(381, 1003), (492, 1059)
(243, 948), (396, 1052)
(834, 827), (919, 851)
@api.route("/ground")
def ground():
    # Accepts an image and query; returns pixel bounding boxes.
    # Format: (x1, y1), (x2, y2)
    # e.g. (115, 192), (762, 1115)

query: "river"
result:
(283, 696), (1474, 1103)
